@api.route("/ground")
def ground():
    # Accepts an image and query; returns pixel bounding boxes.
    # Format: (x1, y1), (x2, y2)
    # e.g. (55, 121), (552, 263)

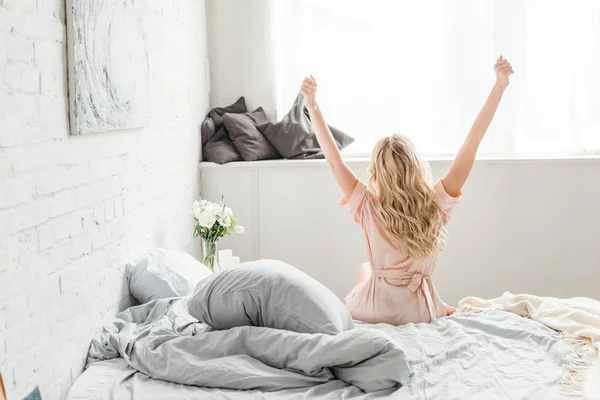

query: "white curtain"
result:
(272, 0), (600, 157)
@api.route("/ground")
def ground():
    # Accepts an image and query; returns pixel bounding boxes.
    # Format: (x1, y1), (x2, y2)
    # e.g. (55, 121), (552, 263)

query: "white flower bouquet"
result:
(191, 197), (243, 271)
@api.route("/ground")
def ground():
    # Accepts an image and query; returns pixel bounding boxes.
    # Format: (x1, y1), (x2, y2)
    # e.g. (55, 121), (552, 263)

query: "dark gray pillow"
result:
(188, 259), (355, 334)
(202, 97), (247, 164)
(257, 94), (354, 159)
(203, 127), (243, 164)
(208, 96), (247, 131)
(223, 108), (282, 162)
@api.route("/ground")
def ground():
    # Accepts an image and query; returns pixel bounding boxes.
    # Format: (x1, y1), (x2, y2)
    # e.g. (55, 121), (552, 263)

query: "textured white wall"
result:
(200, 158), (600, 304)
(0, 0), (209, 398)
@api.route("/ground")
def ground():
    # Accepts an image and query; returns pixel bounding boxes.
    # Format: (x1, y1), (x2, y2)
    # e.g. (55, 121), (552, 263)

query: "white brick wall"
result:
(0, 0), (210, 398)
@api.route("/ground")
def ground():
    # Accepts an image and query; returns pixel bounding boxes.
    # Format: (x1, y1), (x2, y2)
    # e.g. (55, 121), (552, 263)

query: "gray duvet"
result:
(75, 297), (575, 400)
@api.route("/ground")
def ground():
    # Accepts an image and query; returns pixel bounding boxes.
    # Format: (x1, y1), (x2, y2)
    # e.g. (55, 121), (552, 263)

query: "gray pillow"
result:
(257, 94), (354, 159)
(127, 248), (213, 304)
(203, 128), (243, 164)
(202, 97), (247, 164)
(223, 108), (282, 161)
(188, 259), (355, 334)
(208, 96), (247, 132)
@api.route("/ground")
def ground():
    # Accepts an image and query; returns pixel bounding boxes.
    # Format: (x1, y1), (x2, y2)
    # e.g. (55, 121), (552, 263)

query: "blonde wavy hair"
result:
(368, 134), (445, 259)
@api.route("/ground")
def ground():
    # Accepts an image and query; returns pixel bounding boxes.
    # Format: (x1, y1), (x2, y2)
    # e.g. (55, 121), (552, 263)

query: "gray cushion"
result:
(201, 117), (216, 149)
(203, 128), (243, 164)
(223, 108), (282, 161)
(257, 94), (354, 159)
(188, 259), (355, 334)
(202, 97), (247, 164)
(208, 96), (247, 131)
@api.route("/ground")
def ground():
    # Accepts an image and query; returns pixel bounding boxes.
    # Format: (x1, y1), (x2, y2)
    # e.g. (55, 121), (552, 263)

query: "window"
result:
(273, 0), (600, 157)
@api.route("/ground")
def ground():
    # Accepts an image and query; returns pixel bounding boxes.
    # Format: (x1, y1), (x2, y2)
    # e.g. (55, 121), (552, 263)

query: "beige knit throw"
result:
(459, 292), (600, 398)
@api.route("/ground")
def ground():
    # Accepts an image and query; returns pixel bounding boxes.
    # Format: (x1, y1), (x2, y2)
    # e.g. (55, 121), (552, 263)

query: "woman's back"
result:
(343, 179), (460, 325)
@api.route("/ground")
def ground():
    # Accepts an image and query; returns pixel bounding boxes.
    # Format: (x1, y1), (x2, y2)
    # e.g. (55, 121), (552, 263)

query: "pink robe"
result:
(343, 179), (460, 325)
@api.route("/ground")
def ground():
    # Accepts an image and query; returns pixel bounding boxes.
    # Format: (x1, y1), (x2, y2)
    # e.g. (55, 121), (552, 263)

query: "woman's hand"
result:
(494, 56), (514, 89)
(300, 75), (318, 110)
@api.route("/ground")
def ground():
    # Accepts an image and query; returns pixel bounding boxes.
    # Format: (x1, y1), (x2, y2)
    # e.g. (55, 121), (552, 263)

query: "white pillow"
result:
(127, 248), (213, 304)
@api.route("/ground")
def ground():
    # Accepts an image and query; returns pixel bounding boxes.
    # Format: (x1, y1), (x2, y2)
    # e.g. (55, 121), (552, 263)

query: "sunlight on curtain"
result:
(273, 0), (600, 157)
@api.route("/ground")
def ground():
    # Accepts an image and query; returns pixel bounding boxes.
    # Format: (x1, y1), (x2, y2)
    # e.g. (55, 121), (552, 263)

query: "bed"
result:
(67, 296), (599, 400)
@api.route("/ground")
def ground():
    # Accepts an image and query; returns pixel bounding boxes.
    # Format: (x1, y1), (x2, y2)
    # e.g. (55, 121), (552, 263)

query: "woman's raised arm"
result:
(442, 56), (514, 197)
(301, 76), (358, 197)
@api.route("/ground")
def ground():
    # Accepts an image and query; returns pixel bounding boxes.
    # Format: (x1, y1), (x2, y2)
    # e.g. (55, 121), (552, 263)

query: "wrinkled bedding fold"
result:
(88, 298), (410, 393)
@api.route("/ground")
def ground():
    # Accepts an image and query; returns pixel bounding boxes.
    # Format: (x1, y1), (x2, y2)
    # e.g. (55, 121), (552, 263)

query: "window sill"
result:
(199, 155), (600, 169)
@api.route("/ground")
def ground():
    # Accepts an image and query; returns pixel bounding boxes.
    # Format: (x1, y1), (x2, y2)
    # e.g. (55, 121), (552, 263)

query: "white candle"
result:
(219, 249), (233, 260)
(220, 256), (241, 270)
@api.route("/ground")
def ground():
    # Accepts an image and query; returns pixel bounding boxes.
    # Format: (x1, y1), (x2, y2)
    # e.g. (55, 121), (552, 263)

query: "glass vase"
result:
(202, 240), (219, 272)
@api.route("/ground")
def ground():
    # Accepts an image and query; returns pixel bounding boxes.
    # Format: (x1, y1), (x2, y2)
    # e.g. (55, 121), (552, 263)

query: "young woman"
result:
(300, 56), (514, 325)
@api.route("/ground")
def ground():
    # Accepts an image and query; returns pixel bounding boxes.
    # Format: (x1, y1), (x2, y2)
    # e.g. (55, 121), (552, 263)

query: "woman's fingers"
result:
(494, 56), (514, 79)
(496, 60), (512, 71)
(303, 78), (317, 87)
(301, 76), (317, 97)
(300, 85), (315, 95)
(495, 58), (511, 69)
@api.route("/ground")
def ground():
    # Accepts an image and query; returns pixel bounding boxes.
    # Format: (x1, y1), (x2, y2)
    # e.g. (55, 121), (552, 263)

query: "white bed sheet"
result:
(69, 353), (599, 400)
(67, 359), (130, 400)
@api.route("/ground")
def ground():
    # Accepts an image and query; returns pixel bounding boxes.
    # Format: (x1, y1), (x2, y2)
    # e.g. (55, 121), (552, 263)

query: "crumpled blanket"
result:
(87, 298), (410, 393)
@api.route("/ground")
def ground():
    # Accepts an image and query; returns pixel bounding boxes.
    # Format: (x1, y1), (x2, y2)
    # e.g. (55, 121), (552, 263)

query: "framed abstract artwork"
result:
(66, 0), (149, 135)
